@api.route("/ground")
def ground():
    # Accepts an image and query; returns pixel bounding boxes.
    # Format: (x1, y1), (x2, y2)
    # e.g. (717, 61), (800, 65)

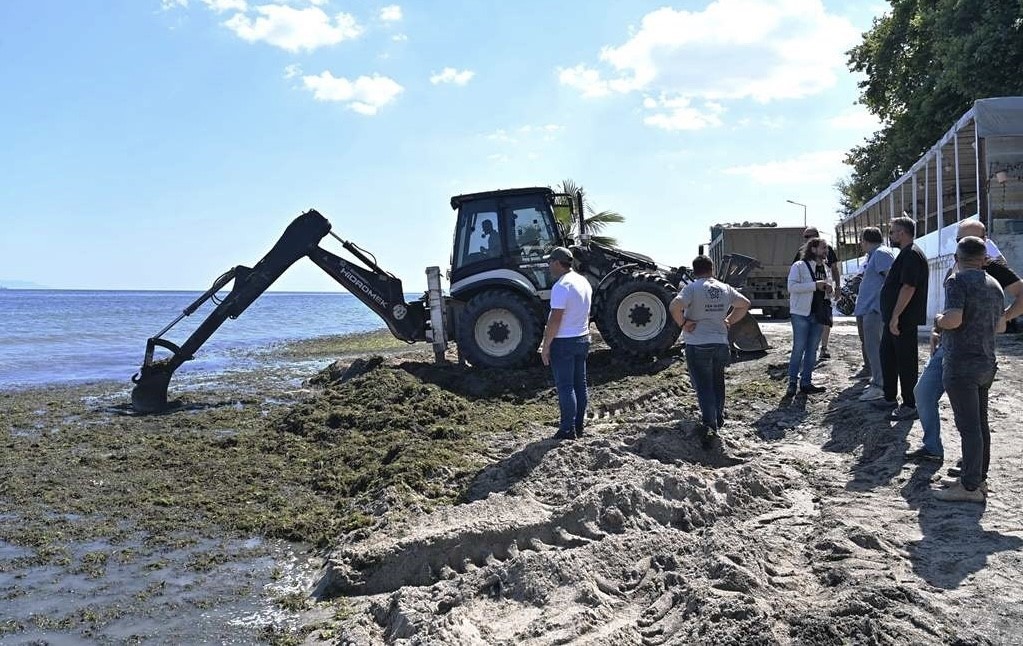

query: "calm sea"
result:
(0, 290), (394, 388)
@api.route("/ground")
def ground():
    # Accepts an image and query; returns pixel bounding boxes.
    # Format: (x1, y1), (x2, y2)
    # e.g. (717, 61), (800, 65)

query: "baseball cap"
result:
(544, 246), (574, 263)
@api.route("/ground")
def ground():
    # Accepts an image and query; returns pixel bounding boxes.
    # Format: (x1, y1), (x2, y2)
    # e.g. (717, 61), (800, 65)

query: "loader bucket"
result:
(130, 362), (174, 413)
(729, 312), (770, 353)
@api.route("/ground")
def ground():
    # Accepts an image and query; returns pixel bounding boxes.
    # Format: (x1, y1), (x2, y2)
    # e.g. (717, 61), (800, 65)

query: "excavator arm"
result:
(130, 209), (427, 413)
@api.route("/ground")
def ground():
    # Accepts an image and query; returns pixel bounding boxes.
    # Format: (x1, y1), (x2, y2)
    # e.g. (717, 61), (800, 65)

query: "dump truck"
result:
(705, 224), (806, 318)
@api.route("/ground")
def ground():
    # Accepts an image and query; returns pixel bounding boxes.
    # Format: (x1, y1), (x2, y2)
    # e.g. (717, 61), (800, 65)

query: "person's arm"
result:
(787, 263), (820, 294)
(725, 290), (751, 327)
(541, 308), (564, 366)
(1005, 280), (1023, 321)
(669, 296), (686, 327)
(888, 285), (916, 336)
(935, 308), (962, 330)
(829, 248), (841, 286)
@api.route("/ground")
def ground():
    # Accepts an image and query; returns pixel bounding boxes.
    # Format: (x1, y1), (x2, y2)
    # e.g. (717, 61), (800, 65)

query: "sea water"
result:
(0, 289), (394, 388)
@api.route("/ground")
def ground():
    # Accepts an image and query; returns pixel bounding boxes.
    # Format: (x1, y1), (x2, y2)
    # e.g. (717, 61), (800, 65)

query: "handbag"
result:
(804, 261), (834, 326)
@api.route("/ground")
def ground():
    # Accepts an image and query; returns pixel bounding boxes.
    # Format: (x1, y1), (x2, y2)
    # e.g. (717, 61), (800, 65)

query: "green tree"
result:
(840, 1), (1023, 214)
(553, 178), (625, 248)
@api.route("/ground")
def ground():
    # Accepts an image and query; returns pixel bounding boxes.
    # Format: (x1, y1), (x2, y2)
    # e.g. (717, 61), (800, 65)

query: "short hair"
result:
(861, 227), (883, 244)
(956, 236), (987, 262)
(800, 237), (826, 261)
(692, 255), (714, 276)
(891, 215), (915, 238)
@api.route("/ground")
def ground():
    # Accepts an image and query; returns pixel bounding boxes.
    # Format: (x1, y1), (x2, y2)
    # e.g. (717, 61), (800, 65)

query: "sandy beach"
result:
(2, 322), (1022, 644)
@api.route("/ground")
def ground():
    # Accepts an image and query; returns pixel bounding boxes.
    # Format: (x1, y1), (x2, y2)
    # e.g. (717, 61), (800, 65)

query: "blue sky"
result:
(0, 0), (886, 291)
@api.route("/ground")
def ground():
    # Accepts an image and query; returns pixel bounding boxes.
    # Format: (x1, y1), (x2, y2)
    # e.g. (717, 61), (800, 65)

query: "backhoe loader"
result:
(131, 187), (766, 412)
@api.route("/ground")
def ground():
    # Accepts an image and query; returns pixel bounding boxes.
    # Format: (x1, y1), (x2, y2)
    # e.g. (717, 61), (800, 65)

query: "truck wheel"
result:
(597, 272), (681, 359)
(456, 290), (542, 368)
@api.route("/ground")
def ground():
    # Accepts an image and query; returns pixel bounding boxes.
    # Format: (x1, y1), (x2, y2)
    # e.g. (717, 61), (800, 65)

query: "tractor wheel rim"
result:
(474, 308), (523, 357)
(616, 292), (666, 341)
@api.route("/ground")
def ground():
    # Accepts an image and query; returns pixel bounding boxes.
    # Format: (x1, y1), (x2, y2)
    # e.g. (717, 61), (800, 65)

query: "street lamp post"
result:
(786, 199), (807, 227)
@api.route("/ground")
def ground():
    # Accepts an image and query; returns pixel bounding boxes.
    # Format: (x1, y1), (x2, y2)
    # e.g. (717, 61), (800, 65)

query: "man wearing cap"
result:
(793, 226), (841, 359)
(540, 246), (593, 441)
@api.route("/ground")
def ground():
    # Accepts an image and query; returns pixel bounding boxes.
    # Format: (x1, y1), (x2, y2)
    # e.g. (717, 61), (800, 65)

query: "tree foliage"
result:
(841, 1), (1023, 214)
(553, 178), (626, 248)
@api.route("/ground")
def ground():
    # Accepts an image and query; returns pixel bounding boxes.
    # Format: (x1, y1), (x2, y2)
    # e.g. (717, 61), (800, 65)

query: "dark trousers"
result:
(685, 343), (730, 430)
(944, 369), (995, 490)
(880, 320), (919, 407)
(549, 336), (590, 433)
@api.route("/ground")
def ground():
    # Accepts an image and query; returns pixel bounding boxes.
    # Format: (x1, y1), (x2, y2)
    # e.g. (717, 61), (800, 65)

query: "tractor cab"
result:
(448, 187), (572, 298)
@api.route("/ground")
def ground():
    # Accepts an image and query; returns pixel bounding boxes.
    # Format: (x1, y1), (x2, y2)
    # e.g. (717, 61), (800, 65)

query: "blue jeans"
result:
(789, 313), (823, 386)
(914, 345), (945, 456)
(549, 336), (590, 433)
(685, 343), (730, 430)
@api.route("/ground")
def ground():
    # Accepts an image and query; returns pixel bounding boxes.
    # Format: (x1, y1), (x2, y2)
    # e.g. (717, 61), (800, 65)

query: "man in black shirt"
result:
(794, 226), (841, 359)
(876, 215), (929, 420)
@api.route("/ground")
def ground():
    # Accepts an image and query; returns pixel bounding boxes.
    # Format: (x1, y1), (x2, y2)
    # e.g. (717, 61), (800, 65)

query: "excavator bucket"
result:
(728, 312), (770, 353)
(718, 253), (771, 354)
(130, 361), (174, 413)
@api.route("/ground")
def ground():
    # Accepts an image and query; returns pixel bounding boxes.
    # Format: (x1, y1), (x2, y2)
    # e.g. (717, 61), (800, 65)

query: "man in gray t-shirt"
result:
(669, 255), (750, 446)
(933, 236), (1006, 503)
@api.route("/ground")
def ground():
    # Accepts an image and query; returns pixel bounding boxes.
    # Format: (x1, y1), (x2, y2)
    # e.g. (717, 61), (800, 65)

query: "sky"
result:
(0, 0), (887, 292)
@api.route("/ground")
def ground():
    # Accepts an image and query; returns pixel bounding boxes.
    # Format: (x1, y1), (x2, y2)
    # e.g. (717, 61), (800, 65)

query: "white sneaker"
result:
(933, 481), (985, 503)
(858, 385), (885, 402)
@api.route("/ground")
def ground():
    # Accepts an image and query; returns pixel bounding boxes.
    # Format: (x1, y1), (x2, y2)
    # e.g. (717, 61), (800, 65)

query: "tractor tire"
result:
(596, 272), (681, 359)
(456, 290), (542, 368)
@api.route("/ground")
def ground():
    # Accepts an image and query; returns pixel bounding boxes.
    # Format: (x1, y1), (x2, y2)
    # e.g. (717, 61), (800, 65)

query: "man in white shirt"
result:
(541, 247), (593, 440)
(669, 255), (750, 446)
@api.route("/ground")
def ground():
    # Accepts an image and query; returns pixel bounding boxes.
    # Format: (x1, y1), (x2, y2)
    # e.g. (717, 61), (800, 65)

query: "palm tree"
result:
(553, 178), (625, 248)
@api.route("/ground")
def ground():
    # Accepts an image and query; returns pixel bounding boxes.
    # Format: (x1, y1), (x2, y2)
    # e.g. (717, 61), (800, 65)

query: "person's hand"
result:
(815, 280), (826, 291)
(997, 314), (1007, 334)
(824, 283), (834, 296)
(540, 345), (551, 366)
(683, 319), (697, 333)
(930, 331), (941, 353)
(889, 318), (901, 336)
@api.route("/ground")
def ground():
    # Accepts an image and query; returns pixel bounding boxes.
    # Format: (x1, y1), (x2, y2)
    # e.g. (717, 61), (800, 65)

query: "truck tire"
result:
(456, 290), (542, 368)
(596, 272), (681, 359)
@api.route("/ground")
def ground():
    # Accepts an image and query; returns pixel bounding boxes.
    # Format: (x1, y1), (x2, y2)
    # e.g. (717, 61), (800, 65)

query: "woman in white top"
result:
(786, 238), (833, 396)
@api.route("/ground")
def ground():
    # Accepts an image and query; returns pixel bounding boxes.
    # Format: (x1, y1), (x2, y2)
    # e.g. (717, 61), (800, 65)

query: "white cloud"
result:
(643, 96), (724, 131)
(722, 150), (846, 185)
(392, 33), (408, 42)
(161, 0), (188, 9)
(559, 0), (859, 129)
(202, 0), (246, 12)
(301, 71), (403, 115)
(380, 5), (402, 21)
(223, 5), (362, 52)
(283, 63), (302, 79)
(430, 67), (475, 86)
(829, 105), (882, 132)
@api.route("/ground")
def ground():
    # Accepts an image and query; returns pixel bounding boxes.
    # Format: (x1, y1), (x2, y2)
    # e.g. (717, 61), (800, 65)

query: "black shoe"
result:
(819, 350), (831, 360)
(786, 382), (797, 397)
(887, 405), (918, 421)
(700, 427), (718, 450)
(552, 430), (576, 441)
(800, 384), (826, 394)
(947, 467), (962, 477)
(574, 428), (586, 438)
(904, 447), (943, 462)
(871, 398), (898, 409)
